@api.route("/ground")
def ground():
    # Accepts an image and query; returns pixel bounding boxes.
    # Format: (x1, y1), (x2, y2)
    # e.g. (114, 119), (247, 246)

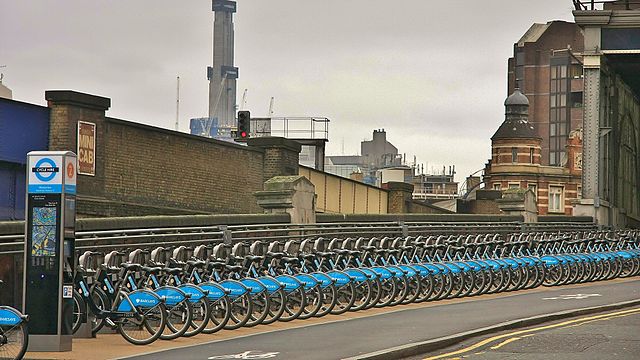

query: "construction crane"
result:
(240, 88), (248, 110)
(204, 73), (228, 137)
(269, 97), (275, 117)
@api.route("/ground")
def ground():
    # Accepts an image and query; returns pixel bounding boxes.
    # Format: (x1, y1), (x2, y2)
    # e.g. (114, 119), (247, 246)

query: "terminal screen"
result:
(31, 206), (57, 256)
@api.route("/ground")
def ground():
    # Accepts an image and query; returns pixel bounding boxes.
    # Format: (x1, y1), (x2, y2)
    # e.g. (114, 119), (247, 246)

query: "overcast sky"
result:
(1, 0), (577, 183)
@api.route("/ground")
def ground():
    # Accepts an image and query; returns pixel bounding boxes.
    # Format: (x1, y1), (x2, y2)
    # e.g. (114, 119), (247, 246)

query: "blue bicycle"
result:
(0, 280), (29, 360)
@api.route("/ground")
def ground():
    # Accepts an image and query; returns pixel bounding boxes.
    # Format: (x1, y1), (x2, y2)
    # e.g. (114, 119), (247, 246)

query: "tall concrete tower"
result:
(208, 0), (238, 128)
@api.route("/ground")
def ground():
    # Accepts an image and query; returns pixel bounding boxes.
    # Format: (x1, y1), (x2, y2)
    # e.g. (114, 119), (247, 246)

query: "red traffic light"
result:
(240, 131), (247, 138)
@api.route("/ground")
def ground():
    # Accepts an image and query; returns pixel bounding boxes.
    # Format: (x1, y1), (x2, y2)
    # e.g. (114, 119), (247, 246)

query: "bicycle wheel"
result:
(224, 293), (252, 330)
(298, 286), (323, 319)
(183, 297), (210, 337)
(262, 289), (286, 325)
(543, 263), (564, 286)
(468, 270), (486, 297)
(350, 280), (372, 311)
(415, 273), (434, 302)
(389, 276), (409, 306)
(279, 287), (306, 322)
(72, 290), (85, 334)
(458, 271), (475, 298)
(315, 284), (337, 317)
(428, 273), (446, 301)
(0, 318), (28, 360)
(161, 300), (193, 340)
(401, 275), (421, 304)
(364, 277), (382, 309)
(374, 276), (397, 307)
(118, 302), (167, 345)
(245, 291), (270, 327)
(201, 297), (231, 334)
(331, 282), (356, 314)
(90, 286), (110, 335)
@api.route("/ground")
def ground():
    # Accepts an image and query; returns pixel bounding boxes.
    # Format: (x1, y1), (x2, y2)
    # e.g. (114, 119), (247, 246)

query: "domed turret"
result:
(491, 89), (540, 141)
(504, 88), (529, 106)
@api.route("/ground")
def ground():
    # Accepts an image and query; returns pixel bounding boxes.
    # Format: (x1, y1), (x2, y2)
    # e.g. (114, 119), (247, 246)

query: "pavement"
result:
(23, 277), (640, 360)
(413, 305), (640, 360)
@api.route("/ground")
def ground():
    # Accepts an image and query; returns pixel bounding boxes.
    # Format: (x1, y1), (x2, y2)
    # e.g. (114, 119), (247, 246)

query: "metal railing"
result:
(573, 0), (640, 10)
(0, 220), (600, 256)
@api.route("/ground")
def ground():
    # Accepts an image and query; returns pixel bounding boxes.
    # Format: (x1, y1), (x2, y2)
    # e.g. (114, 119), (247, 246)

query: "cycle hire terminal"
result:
(23, 151), (77, 351)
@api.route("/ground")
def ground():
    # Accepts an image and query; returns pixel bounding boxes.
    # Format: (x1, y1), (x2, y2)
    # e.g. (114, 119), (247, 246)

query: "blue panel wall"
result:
(0, 98), (50, 164)
(0, 98), (48, 220)
(0, 162), (25, 220)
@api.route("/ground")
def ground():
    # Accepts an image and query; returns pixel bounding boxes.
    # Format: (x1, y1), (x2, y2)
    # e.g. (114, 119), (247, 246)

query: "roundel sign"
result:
(28, 155), (63, 194)
(67, 162), (75, 179)
(33, 158), (59, 182)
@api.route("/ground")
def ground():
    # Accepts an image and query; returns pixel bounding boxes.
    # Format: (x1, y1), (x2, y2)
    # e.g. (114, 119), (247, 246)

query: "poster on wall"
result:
(77, 121), (96, 176)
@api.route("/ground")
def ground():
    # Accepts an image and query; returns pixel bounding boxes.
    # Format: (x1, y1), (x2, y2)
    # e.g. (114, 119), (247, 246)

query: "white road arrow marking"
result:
(208, 350), (280, 359)
(543, 293), (602, 300)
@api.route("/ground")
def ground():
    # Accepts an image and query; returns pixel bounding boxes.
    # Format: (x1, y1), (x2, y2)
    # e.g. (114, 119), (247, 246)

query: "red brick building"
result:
(507, 21), (584, 167)
(484, 90), (582, 216)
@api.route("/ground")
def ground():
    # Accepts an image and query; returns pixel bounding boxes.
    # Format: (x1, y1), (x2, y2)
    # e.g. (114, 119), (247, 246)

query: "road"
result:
(119, 279), (640, 360)
(415, 306), (640, 360)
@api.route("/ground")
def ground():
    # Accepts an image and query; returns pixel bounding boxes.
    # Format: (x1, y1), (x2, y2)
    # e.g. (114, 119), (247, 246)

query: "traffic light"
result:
(237, 111), (250, 139)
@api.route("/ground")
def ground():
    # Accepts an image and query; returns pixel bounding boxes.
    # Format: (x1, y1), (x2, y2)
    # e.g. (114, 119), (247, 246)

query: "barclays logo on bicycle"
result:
(0, 316), (21, 325)
(135, 298), (158, 305)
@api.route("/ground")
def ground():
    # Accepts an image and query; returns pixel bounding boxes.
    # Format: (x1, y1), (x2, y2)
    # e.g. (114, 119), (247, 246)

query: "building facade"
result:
(485, 90), (582, 216)
(508, 21), (584, 167)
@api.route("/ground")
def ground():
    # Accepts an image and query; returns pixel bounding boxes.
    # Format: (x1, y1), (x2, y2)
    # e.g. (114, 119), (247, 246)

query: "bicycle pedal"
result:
(105, 318), (117, 329)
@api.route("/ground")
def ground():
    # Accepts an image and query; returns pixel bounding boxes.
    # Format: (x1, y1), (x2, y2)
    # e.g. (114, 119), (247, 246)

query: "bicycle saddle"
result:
(245, 255), (264, 262)
(141, 266), (162, 274)
(120, 263), (141, 272)
(186, 260), (206, 267)
(224, 265), (244, 273)
(164, 268), (183, 276)
(281, 257), (299, 264)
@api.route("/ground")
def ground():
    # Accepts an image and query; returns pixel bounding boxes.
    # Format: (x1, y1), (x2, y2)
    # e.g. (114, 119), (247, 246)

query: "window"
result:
(549, 186), (564, 213)
(571, 64), (583, 78)
(508, 183), (520, 189)
(493, 183), (501, 191)
(528, 184), (538, 199)
(577, 185), (582, 200)
(512, 147), (518, 163)
(530, 148), (535, 163)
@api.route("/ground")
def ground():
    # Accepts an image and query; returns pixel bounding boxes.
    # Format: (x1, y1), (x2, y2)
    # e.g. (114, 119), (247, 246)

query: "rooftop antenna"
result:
(175, 76), (180, 131)
(0, 65), (6, 83)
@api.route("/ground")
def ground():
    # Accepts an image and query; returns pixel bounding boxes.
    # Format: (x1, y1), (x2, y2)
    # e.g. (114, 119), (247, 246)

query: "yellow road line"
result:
(490, 336), (521, 350)
(423, 307), (640, 360)
(561, 311), (637, 329)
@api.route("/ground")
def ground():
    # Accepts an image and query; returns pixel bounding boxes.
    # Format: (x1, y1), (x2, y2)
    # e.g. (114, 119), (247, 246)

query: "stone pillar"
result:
(496, 188), (538, 223)
(247, 137), (302, 184)
(254, 175), (316, 223)
(45, 90), (110, 197)
(384, 181), (414, 213)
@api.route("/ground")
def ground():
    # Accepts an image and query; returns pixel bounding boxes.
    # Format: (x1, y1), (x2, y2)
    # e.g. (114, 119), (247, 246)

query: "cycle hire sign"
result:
(28, 155), (63, 193)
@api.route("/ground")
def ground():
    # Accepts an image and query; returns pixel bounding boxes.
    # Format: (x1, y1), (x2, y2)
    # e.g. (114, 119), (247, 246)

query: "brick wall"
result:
(103, 118), (264, 214)
(45, 90), (296, 216)
(248, 137), (301, 183)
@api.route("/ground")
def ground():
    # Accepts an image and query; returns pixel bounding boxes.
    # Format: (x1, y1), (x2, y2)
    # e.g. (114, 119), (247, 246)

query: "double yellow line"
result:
(424, 307), (640, 360)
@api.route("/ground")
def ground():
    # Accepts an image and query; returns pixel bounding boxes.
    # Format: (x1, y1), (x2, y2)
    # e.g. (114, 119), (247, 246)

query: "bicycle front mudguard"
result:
(116, 289), (163, 312)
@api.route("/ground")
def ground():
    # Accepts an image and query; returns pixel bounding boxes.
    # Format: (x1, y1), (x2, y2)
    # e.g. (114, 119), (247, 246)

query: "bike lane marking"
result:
(208, 350), (280, 359)
(542, 293), (602, 300)
(423, 306), (640, 360)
